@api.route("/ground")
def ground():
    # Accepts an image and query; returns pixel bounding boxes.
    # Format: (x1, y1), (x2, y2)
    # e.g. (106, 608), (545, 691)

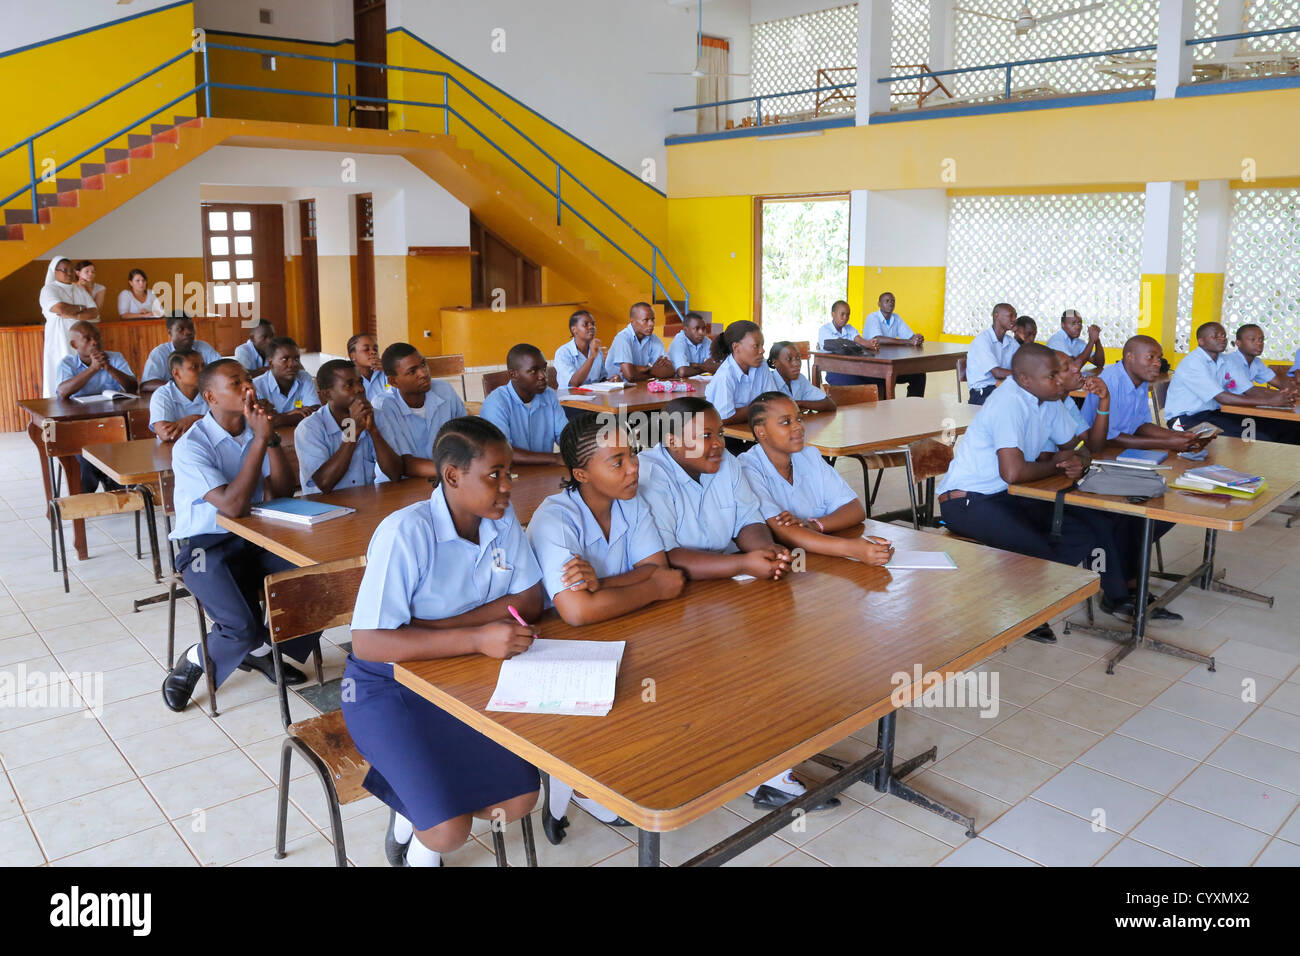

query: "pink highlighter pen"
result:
(507, 605), (539, 637)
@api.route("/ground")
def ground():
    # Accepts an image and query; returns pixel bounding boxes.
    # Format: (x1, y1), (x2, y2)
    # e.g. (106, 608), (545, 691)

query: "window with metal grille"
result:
(948, 0), (1161, 101)
(943, 192), (1146, 343)
(889, 0), (934, 106)
(1175, 188), (1199, 353)
(1190, 0), (1298, 76)
(750, 4), (858, 116)
(1222, 188), (1300, 361)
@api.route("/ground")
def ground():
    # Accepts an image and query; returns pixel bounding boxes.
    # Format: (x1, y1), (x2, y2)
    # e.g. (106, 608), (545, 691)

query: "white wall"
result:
(43, 145), (469, 259)
(1, 0), (182, 53)
(193, 0), (353, 44)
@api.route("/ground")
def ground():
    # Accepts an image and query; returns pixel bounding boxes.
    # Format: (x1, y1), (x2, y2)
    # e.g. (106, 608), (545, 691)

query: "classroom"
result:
(1, 0), (1298, 883)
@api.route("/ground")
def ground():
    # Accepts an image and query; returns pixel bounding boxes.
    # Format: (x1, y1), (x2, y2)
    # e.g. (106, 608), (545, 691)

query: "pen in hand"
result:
(506, 605), (539, 638)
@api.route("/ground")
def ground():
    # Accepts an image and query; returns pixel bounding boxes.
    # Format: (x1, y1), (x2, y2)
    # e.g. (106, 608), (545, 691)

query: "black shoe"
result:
(238, 651), (306, 685)
(1024, 623), (1056, 644)
(162, 648), (203, 712)
(1140, 593), (1184, 622)
(750, 784), (841, 813)
(385, 807), (411, 867)
(540, 773), (569, 846)
(1099, 594), (1136, 620)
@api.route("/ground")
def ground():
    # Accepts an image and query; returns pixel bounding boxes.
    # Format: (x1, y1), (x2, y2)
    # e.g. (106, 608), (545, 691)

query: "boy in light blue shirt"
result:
(56, 321), (138, 493)
(233, 319), (274, 375)
(294, 359), (403, 494)
(1046, 309), (1104, 372)
(252, 337), (320, 426)
(140, 315), (222, 387)
(861, 292), (926, 396)
(1081, 335), (1212, 453)
(666, 311), (718, 377)
(1223, 324), (1293, 396)
(372, 342), (467, 478)
(479, 343), (567, 465)
(161, 359), (318, 713)
(148, 348), (207, 441)
(607, 301), (673, 382)
(817, 299), (885, 390)
(964, 302), (1019, 404)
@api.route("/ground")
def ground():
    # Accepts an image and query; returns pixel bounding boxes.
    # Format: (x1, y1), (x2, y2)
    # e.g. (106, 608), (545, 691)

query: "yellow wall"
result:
(440, 305), (584, 367)
(667, 89), (1300, 199)
(666, 196), (752, 325)
(1, 4), (198, 209)
(374, 254), (408, 354)
(317, 254), (354, 353)
(204, 34), (356, 128)
(850, 266), (948, 343)
(405, 254), (473, 353)
(1191, 272), (1225, 330)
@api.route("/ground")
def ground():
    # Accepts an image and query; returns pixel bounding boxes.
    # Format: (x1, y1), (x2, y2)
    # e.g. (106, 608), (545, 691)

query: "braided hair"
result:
(746, 390), (794, 431)
(710, 320), (760, 364)
(429, 416), (508, 487)
(558, 411), (613, 492)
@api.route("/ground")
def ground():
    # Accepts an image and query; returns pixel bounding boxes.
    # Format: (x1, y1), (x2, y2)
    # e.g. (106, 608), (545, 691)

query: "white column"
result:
(928, 0), (954, 73)
(1154, 0), (1195, 99)
(1194, 180), (1231, 274)
(857, 0), (894, 123)
(1140, 181), (1186, 352)
(849, 189), (870, 271)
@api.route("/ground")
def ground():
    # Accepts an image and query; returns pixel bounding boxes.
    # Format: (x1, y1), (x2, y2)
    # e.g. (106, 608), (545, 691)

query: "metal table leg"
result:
(872, 711), (975, 837)
(637, 829), (660, 868)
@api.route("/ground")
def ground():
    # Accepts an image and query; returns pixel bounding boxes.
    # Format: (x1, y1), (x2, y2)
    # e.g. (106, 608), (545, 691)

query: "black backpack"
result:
(822, 339), (869, 356)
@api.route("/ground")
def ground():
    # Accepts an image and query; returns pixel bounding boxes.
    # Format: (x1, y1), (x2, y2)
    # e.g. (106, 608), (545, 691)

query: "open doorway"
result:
(754, 194), (849, 348)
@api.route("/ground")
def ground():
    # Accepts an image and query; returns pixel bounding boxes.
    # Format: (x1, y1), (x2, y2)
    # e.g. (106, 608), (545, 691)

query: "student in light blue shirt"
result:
(817, 299), (885, 390)
(739, 392), (893, 565)
(55, 321), (137, 399)
(1081, 335), (1213, 452)
(140, 315), (222, 386)
(525, 412), (684, 843)
(767, 340), (835, 413)
(480, 343), (567, 465)
(861, 292), (927, 396)
(964, 303), (1020, 404)
(1223, 324), (1292, 395)
(606, 301), (673, 382)
(252, 337), (320, 426)
(347, 332), (390, 405)
(553, 309), (615, 388)
(161, 359), (318, 713)
(294, 360), (403, 494)
(1046, 310), (1104, 372)
(666, 311), (718, 377)
(373, 342), (467, 478)
(233, 319), (274, 375)
(344, 416), (543, 868)
(704, 320), (782, 424)
(1164, 322), (1293, 440)
(149, 348), (207, 441)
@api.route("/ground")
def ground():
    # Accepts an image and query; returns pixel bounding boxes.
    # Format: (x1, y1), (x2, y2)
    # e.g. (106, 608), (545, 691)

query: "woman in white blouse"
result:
(74, 260), (106, 310)
(118, 268), (162, 318)
(39, 257), (100, 397)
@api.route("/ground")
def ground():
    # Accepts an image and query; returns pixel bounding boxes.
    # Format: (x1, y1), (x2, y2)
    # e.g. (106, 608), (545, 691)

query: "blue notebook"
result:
(1117, 449), (1168, 466)
(250, 498), (355, 525)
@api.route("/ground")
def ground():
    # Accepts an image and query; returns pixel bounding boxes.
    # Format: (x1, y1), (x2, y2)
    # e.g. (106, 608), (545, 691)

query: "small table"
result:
(395, 519), (1099, 866)
(20, 396), (154, 561)
(724, 396), (977, 456)
(1008, 438), (1300, 673)
(811, 343), (968, 398)
(218, 465), (570, 568)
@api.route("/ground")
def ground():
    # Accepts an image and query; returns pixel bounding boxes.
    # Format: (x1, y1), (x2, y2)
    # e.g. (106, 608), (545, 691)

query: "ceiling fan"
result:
(648, 0), (749, 78)
(954, 3), (1105, 36)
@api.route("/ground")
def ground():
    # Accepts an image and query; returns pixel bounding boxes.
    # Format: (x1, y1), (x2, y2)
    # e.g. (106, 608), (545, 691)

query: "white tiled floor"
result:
(1, 399), (1299, 867)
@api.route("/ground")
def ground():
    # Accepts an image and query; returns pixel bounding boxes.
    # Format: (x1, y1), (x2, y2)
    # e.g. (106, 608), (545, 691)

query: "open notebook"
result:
(487, 638), (625, 716)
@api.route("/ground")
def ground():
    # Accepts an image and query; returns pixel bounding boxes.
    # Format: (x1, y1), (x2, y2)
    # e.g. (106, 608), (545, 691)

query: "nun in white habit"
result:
(39, 257), (99, 397)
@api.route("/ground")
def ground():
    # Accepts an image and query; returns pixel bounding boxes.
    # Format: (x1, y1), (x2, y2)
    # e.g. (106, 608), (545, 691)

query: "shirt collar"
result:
(195, 410), (253, 448)
(397, 387), (447, 417)
(647, 442), (717, 492)
(567, 487), (629, 549)
(427, 484), (500, 555)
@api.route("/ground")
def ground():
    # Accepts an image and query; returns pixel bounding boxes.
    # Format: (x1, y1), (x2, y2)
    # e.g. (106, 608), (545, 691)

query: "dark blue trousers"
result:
(76, 455), (120, 493)
(825, 371), (926, 397)
(176, 533), (320, 686)
(967, 385), (996, 406)
(1171, 408), (1297, 444)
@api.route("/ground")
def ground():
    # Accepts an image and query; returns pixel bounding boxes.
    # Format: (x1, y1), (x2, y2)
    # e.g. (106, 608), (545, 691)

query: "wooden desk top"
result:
(1218, 404), (1300, 422)
(81, 427), (297, 485)
(1008, 438), (1300, 532)
(395, 519), (1099, 831)
(20, 395), (152, 423)
(217, 464), (570, 567)
(812, 342), (968, 364)
(557, 383), (698, 414)
(724, 396), (977, 456)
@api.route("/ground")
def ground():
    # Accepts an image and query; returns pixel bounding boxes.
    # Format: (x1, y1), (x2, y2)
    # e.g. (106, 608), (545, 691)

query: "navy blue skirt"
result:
(342, 655), (539, 831)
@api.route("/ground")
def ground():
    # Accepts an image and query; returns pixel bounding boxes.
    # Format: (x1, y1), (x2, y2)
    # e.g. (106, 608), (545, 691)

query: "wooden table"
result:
(556, 383), (696, 415)
(218, 464), (570, 568)
(1008, 438), (1300, 672)
(723, 396), (977, 456)
(20, 396), (154, 561)
(395, 519), (1099, 865)
(811, 343), (968, 398)
(1218, 403), (1300, 422)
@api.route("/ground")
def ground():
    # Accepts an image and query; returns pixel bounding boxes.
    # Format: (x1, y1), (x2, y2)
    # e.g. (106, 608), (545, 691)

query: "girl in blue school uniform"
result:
(525, 412), (686, 843)
(766, 341), (836, 414)
(738, 392), (894, 565)
(344, 417), (543, 867)
(704, 320), (782, 426)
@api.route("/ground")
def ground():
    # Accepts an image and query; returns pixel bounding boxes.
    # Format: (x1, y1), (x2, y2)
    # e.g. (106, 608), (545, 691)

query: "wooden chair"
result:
(426, 353), (468, 400)
(955, 357), (967, 403)
(792, 340), (812, 379)
(263, 558), (538, 868)
(1151, 378), (1170, 429)
(480, 367), (558, 401)
(902, 437), (955, 529)
(824, 384), (878, 407)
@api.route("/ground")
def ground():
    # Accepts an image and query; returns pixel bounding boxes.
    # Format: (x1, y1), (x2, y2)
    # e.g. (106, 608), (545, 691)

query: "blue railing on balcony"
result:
(672, 81), (856, 125)
(0, 41), (688, 322)
(1185, 24), (1300, 46)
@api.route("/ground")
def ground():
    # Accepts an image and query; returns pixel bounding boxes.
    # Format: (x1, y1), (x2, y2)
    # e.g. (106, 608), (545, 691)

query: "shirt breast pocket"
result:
(715, 500), (740, 538)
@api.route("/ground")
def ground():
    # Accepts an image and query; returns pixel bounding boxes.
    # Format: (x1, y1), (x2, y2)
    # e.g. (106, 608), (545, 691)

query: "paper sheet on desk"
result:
(884, 551), (957, 570)
(581, 381), (626, 392)
(487, 639), (625, 716)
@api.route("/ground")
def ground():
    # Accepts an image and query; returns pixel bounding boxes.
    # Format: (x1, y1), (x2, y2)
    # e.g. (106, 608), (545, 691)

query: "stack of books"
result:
(1170, 465), (1267, 499)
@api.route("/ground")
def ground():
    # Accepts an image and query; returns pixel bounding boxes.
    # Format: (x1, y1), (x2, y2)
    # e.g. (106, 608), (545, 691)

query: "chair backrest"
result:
(792, 341), (811, 361)
(481, 369), (510, 397)
(1152, 377), (1171, 412)
(825, 384), (879, 406)
(425, 353), (465, 378)
(907, 437), (955, 483)
(955, 357), (967, 383)
(42, 416), (129, 459)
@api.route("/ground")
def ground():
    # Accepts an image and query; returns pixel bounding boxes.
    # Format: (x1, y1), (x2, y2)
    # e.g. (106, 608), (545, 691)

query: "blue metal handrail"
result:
(1, 41), (688, 320)
(1186, 24), (1300, 45)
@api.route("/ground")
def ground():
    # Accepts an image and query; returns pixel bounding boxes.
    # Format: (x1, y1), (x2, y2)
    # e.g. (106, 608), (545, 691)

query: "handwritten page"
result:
(582, 381), (626, 392)
(487, 639), (625, 716)
(884, 551), (957, 570)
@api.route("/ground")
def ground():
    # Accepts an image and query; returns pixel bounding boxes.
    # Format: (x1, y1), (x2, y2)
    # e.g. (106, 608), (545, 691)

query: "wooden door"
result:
(354, 0), (388, 129)
(298, 199), (321, 352)
(469, 214), (541, 308)
(201, 202), (287, 354)
(354, 194), (376, 338)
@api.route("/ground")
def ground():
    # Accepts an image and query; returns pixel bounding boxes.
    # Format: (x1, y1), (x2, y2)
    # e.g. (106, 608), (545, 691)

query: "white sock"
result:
(548, 778), (574, 820)
(248, 644), (272, 658)
(748, 770), (804, 797)
(405, 837), (441, 867)
(392, 811), (413, 844)
(573, 795), (619, 823)
(184, 644), (202, 667)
